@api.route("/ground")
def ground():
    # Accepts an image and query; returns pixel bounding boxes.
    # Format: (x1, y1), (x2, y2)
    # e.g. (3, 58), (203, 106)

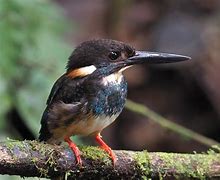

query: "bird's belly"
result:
(66, 113), (120, 136)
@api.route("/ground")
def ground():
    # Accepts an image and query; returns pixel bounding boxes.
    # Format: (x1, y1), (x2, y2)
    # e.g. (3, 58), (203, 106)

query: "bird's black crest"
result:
(66, 39), (135, 71)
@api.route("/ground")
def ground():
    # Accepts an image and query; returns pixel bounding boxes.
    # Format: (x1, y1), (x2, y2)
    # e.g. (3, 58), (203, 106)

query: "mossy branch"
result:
(125, 99), (220, 147)
(0, 140), (220, 179)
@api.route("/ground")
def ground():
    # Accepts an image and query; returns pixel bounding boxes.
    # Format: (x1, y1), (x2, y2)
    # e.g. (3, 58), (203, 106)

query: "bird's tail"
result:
(39, 109), (62, 144)
(39, 124), (61, 144)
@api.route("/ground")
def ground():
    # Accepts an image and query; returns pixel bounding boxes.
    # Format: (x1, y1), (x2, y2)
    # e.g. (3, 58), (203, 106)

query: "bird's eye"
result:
(108, 51), (120, 60)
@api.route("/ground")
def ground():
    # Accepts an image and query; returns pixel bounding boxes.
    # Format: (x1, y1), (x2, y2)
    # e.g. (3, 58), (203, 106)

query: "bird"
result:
(39, 39), (190, 165)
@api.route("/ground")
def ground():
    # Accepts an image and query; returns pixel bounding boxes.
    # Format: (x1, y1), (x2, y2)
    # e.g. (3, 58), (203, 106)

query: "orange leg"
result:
(64, 137), (82, 165)
(95, 133), (116, 165)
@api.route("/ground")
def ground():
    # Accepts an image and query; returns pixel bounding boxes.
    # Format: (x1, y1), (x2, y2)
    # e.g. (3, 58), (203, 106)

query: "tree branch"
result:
(125, 99), (220, 147)
(0, 140), (219, 179)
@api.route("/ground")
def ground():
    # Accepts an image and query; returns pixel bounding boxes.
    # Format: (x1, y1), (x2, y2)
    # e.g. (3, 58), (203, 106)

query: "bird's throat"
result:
(102, 72), (123, 86)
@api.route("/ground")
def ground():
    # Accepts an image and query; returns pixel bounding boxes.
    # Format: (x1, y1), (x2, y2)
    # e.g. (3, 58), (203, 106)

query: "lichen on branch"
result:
(0, 140), (219, 179)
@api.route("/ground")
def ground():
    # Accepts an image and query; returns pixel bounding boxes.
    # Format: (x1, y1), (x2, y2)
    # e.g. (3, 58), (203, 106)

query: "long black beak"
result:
(126, 51), (191, 65)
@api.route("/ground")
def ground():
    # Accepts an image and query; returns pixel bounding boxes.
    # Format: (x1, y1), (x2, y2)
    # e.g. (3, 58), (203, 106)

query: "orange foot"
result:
(95, 133), (116, 165)
(64, 137), (82, 166)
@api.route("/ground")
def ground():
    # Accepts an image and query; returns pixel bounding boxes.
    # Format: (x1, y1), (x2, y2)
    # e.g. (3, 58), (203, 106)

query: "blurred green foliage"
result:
(0, 0), (73, 138)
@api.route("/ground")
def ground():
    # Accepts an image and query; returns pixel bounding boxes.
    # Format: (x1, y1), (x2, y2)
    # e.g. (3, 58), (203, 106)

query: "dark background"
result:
(1, 1), (220, 174)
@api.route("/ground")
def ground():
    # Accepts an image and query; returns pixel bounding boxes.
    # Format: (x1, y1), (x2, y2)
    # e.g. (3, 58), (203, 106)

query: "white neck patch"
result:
(78, 65), (97, 75)
(102, 72), (123, 85)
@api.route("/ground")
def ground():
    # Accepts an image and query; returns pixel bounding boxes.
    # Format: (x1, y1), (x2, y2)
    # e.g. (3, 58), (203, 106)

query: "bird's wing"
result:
(39, 74), (86, 143)
(46, 74), (67, 105)
(39, 101), (82, 143)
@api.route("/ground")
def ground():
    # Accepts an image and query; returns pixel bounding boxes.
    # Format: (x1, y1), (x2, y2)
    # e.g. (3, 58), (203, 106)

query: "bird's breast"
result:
(66, 113), (120, 136)
(88, 73), (127, 116)
(50, 73), (127, 138)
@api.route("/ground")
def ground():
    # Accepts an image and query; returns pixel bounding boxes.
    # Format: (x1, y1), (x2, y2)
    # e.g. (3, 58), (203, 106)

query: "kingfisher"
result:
(39, 39), (190, 165)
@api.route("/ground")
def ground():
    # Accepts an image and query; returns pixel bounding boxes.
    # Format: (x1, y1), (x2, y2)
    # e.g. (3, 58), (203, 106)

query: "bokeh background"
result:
(1, 0), (220, 179)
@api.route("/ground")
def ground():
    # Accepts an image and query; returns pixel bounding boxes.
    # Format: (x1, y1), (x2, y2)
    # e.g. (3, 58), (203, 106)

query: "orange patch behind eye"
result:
(67, 69), (86, 78)
(67, 65), (97, 78)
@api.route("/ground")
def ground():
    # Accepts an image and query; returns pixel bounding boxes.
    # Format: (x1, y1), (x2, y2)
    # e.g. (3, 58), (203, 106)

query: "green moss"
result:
(133, 150), (151, 179)
(5, 140), (219, 179)
(29, 140), (50, 155)
(4, 140), (52, 177)
(157, 153), (194, 179)
(30, 141), (61, 177)
(207, 145), (220, 155)
(3, 140), (60, 177)
(156, 152), (218, 180)
(80, 146), (112, 165)
(29, 141), (59, 176)
(5, 139), (30, 160)
(30, 156), (49, 177)
(132, 151), (219, 180)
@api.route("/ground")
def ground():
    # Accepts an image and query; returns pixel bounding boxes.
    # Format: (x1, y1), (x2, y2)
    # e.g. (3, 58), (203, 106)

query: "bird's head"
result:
(66, 39), (190, 78)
